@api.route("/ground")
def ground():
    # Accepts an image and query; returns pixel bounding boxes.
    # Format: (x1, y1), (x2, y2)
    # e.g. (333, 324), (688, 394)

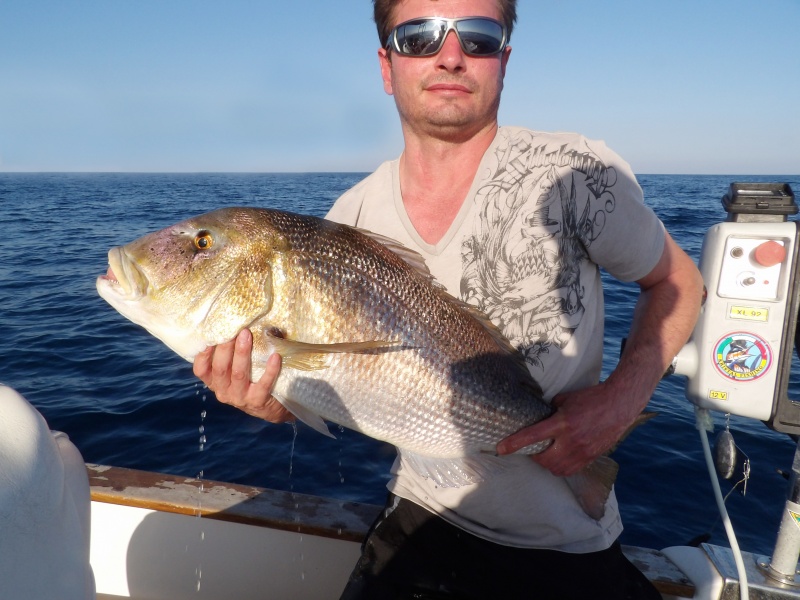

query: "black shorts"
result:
(340, 494), (661, 600)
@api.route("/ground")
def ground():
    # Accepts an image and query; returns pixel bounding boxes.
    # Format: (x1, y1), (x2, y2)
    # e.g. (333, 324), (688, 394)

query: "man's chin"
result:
(422, 112), (496, 142)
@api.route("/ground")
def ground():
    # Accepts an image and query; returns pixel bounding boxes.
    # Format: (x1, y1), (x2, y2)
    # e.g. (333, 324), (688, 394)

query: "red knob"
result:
(753, 240), (786, 267)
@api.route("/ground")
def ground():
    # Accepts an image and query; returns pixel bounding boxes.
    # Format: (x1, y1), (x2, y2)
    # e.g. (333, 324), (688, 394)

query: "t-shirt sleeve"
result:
(326, 187), (364, 226)
(583, 139), (666, 283)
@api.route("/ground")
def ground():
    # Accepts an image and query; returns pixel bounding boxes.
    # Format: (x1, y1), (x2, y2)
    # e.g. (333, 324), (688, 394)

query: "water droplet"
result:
(288, 421), (298, 477)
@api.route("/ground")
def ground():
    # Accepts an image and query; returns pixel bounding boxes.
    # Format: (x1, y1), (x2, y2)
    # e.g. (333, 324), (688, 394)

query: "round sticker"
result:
(713, 332), (773, 382)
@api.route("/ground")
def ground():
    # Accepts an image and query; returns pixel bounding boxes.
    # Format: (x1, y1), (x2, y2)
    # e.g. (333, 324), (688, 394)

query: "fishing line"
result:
(696, 407), (750, 600)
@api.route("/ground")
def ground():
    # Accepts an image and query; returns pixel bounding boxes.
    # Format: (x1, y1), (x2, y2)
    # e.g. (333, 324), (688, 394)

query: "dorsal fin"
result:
(356, 228), (436, 283)
(448, 296), (530, 363)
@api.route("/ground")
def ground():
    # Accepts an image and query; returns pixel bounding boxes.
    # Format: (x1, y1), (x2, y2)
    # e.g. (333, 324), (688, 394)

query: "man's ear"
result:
(500, 45), (511, 78)
(378, 47), (394, 96)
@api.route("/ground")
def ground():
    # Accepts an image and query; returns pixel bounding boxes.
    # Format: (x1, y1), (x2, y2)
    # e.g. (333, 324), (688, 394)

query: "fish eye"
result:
(194, 231), (214, 250)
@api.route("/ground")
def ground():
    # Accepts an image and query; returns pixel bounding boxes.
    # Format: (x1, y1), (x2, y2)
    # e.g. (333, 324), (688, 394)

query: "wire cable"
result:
(695, 406), (750, 600)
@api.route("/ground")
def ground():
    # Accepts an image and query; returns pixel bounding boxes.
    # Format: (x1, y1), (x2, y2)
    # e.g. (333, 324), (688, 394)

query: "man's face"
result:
(379, 0), (511, 142)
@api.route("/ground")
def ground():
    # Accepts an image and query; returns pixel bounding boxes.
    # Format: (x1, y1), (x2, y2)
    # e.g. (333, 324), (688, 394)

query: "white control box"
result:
(677, 221), (797, 421)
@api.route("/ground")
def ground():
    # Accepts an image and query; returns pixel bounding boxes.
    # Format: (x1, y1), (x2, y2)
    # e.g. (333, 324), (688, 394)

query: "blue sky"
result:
(1, 1), (798, 174)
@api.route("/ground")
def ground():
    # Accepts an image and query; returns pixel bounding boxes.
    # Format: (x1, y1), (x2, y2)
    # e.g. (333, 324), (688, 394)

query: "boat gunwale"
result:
(87, 463), (380, 543)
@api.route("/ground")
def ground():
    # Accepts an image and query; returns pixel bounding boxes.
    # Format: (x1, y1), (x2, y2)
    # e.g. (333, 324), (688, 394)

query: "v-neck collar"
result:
(390, 138), (496, 256)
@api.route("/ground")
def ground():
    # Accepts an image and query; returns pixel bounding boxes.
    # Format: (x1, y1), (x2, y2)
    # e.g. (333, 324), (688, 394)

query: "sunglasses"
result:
(386, 16), (508, 57)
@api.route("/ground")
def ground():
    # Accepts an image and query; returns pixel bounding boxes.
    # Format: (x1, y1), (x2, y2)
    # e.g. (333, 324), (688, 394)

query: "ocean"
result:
(1, 172), (799, 557)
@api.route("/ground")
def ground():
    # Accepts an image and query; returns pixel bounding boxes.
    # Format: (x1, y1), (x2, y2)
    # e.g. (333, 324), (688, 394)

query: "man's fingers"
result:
(227, 330), (254, 399)
(210, 339), (236, 381)
(190, 330), (290, 424)
(192, 347), (213, 382)
(242, 353), (282, 411)
(496, 428), (541, 455)
(496, 416), (562, 455)
(255, 353), (282, 393)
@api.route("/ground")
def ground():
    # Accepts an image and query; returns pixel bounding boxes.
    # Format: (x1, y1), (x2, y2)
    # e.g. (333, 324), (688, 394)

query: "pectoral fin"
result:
(264, 332), (400, 372)
(272, 393), (336, 439)
(400, 450), (510, 488)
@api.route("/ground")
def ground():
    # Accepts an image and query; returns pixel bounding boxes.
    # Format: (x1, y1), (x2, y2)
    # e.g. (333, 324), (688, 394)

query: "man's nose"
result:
(435, 30), (467, 69)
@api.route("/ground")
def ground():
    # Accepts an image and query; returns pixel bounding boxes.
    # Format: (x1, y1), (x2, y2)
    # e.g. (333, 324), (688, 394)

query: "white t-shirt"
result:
(327, 126), (665, 552)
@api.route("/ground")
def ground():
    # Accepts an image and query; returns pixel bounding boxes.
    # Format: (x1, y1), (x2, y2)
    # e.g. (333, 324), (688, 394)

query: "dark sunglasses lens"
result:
(455, 18), (505, 55)
(393, 19), (447, 56)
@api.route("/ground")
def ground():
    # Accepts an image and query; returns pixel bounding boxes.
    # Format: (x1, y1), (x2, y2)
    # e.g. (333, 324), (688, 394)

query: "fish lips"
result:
(97, 247), (149, 300)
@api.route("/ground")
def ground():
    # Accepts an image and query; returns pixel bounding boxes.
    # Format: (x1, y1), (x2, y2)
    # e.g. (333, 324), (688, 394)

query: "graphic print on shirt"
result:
(461, 130), (617, 370)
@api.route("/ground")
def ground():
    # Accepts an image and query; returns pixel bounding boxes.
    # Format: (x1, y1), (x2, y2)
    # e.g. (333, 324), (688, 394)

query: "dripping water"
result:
(287, 422), (307, 581)
(194, 383), (208, 593)
(338, 425), (346, 485)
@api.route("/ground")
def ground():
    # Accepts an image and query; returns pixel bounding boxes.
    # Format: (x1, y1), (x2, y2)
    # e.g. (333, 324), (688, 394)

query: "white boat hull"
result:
(91, 500), (361, 599)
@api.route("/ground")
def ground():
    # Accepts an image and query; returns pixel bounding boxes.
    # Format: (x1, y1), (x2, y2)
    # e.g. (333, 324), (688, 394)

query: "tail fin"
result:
(564, 412), (656, 520)
(564, 455), (619, 520)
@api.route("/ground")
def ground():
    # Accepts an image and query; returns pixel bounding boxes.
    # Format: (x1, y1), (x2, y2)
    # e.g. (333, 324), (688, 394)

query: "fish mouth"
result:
(97, 247), (150, 299)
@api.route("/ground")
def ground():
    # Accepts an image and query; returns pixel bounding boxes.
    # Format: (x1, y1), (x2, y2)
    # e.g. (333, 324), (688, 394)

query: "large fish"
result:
(96, 207), (617, 519)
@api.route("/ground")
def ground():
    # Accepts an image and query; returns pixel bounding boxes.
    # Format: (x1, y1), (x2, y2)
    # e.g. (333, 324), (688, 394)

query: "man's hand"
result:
(192, 329), (293, 423)
(496, 381), (639, 476)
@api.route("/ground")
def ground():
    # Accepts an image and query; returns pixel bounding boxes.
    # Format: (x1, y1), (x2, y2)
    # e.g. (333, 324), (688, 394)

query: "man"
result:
(194, 0), (704, 597)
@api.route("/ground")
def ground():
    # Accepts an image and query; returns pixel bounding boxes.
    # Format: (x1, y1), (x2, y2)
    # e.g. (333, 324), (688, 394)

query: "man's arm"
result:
(192, 329), (292, 423)
(496, 232), (704, 476)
